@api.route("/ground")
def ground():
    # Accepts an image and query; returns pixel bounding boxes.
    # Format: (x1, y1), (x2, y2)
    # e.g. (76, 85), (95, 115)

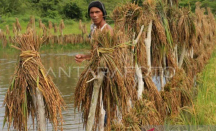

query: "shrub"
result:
(62, 2), (83, 20)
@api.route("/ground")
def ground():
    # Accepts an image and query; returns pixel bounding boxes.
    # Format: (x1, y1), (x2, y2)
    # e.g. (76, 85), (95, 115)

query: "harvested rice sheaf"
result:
(3, 29), (65, 131)
(74, 28), (137, 130)
(108, 1), (216, 130)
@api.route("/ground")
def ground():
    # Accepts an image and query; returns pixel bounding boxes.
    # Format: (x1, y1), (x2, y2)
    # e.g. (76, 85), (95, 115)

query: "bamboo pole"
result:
(86, 71), (104, 131)
(136, 63), (144, 99)
(98, 88), (105, 131)
(145, 20), (153, 76)
(190, 47), (194, 58)
(161, 52), (166, 91)
(160, 67), (164, 91)
(32, 88), (46, 131)
(178, 42), (186, 68)
(132, 25), (145, 99)
(174, 44), (178, 65)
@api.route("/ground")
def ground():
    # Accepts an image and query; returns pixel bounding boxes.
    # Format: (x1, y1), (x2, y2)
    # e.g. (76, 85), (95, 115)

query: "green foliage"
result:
(0, 0), (26, 16)
(0, 0), (132, 20)
(0, 0), (215, 20)
(179, 0), (216, 13)
(37, 0), (62, 18)
(62, 2), (83, 20)
(131, 0), (143, 6)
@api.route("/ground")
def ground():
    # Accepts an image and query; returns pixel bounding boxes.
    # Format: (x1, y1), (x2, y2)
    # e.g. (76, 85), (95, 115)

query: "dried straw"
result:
(54, 23), (58, 33)
(75, 29), (137, 130)
(15, 18), (22, 32)
(49, 21), (53, 29)
(3, 29), (65, 131)
(6, 25), (10, 35)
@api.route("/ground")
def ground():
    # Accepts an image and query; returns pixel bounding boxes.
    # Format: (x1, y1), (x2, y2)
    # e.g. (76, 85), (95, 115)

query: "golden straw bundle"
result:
(75, 29), (137, 130)
(15, 18), (22, 32)
(3, 29), (65, 131)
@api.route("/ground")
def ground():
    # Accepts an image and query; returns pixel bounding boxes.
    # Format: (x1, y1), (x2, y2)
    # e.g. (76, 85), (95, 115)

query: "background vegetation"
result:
(0, 0), (215, 34)
(1, 0), (215, 20)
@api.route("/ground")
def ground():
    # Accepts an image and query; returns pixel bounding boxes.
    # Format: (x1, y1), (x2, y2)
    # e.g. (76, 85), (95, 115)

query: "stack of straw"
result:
(75, 28), (137, 130)
(3, 29), (65, 131)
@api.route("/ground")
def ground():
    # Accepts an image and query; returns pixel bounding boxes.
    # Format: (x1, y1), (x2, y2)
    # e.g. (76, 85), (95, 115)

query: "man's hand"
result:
(75, 54), (86, 63)
(75, 54), (92, 63)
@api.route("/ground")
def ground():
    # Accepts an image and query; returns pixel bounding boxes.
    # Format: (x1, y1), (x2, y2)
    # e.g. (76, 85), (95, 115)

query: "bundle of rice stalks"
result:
(206, 8), (215, 41)
(38, 19), (48, 36)
(6, 25), (10, 35)
(162, 69), (192, 116)
(194, 2), (207, 46)
(134, 100), (162, 127)
(1, 32), (7, 48)
(121, 110), (140, 131)
(112, 3), (143, 38)
(111, 99), (163, 131)
(13, 23), (17, 35)
(48, 21), (53, 30)
(192, 44), (214, 74)
(39, 19), (44, 29)
(27, 16), (35, 29)
(53, 35), (59, 43)
(177, 8), (196, 49)
(59, 20), (65, 36)
(151, 16), (168, 71)
(15, 18), (22, 32)
(143, 77), (166, 117)
(75, 29), (137, 130)
(112, 2), (155, 37)
(195, 2), (203, 24)
(181, 56), (197, 79)
(3, 29), (65, 131)
(48, 21), (53, 39)
(112, 2), (155, 72)
(8, 36), (13, 44)
(63, 34), (83, 44)
(150, 1), (178, 73)
(54, 23), (58, 33)
(79, 20), (87, 42)
(155, 0), (173, 47)
(166, 6), (182, 48)
(49, 35), (55, 45)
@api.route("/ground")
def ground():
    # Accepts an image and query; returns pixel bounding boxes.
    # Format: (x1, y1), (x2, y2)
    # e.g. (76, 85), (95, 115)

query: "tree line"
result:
(0, 0), (215, 20)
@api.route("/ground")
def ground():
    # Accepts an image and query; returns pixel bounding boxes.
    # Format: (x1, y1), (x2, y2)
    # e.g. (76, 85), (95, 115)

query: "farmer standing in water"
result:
(75, 1), (113, 63)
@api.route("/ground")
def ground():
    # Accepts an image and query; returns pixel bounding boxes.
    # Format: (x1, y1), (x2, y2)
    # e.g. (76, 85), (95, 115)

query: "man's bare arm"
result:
(75, 54), (91, 63)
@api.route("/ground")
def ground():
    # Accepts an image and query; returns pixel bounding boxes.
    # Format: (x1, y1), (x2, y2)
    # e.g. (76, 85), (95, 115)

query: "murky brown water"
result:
(0, 49), (89, 131)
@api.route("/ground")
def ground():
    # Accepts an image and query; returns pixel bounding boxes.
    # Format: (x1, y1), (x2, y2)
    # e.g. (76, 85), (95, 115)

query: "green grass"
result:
(0, 15), (94, 51)
(166, 47), (216, 130)
(0, 15), (92, 35)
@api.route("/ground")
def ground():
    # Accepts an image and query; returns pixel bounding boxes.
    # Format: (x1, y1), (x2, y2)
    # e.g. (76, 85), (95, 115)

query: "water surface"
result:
(0, 49), (89, 131)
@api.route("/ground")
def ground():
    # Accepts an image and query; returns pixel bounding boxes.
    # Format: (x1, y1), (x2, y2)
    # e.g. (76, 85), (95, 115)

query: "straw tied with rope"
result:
(74, 1), (145, 131)
(4, 30), (65, 131)
(75, 0), (216, 131)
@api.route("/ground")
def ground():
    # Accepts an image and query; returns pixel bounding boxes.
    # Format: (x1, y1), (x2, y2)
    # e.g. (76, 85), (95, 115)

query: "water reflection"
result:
(0, 49), (89, 131)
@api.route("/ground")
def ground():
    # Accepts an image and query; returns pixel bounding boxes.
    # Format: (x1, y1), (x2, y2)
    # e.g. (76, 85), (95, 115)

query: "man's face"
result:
(90, 7), (104, 25)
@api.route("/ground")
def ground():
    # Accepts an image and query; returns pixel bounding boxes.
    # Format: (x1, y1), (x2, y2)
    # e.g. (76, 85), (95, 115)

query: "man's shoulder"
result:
(104, 24), (113, 35)
(106, 24), (112, 29)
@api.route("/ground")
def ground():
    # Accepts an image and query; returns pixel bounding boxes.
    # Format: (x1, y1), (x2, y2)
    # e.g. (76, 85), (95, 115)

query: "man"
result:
(75, 1), (113, 63)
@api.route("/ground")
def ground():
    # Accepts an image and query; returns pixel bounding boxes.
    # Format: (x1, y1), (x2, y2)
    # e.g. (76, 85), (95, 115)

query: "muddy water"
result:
(0, 49), (89, 131)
